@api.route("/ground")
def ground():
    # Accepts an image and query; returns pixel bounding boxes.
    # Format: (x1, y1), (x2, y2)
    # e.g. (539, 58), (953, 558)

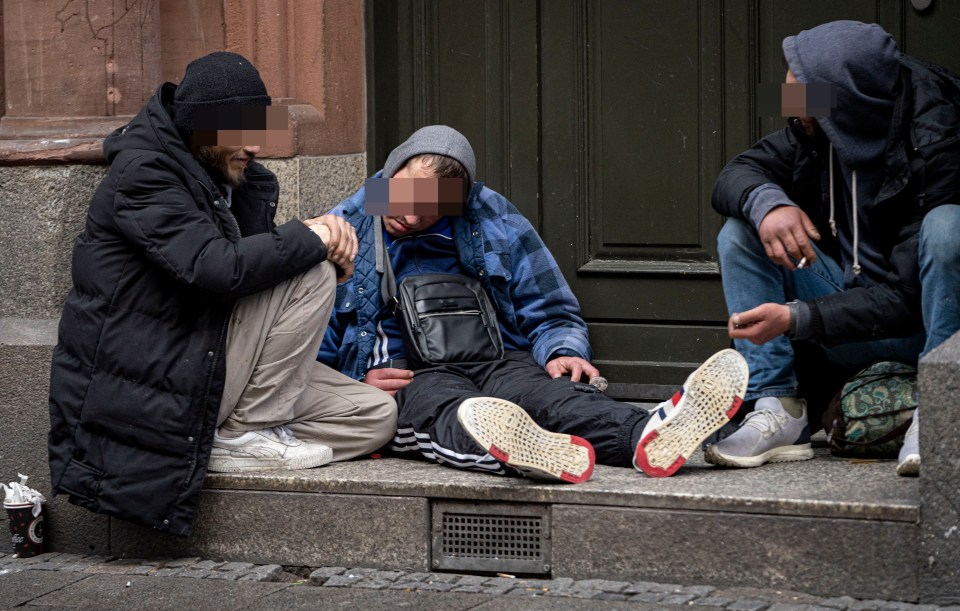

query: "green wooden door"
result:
(366, 0), (960, 399)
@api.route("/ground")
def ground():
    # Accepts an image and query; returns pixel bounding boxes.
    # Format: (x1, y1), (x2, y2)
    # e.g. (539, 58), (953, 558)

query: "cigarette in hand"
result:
(797, 257), (807, 269)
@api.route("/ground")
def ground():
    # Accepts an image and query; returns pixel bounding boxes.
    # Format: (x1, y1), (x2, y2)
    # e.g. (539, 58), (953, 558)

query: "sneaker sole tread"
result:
(458, 397), (595, 484)
(634, 349), (749, 477)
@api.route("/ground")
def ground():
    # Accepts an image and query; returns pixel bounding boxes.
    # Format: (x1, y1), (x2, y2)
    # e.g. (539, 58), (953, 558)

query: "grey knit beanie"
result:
(173, 52), (271, 134)
(382, 125), (477, 183)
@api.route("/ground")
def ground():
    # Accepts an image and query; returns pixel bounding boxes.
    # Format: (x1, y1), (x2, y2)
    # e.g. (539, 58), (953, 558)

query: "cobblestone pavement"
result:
(1, 553), (957, 610)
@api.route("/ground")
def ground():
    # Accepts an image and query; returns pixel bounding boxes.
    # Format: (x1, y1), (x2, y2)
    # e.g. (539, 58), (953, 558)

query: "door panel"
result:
(540, 1), (727, 390)
(905, 0), (960, 73)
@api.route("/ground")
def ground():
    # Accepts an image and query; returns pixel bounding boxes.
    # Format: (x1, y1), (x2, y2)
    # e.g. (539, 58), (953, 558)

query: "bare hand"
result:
(304, 214), (358, 269)
(545, 356), (599, 382)
(729, 303), (791, 345)
(758, 206), (820, 270)
(363, 367), (414, 397)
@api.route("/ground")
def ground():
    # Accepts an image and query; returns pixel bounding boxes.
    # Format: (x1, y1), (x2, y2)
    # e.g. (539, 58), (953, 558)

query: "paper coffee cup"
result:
(5, 502), (45, 558)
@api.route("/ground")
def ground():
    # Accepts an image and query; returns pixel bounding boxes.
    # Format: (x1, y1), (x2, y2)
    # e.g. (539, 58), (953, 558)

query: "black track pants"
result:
(388, 351), (650, 473)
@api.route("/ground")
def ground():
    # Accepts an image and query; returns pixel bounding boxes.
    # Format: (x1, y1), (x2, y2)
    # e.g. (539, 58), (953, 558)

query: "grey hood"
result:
(783, 20), (900, 173)
(382, 125), (477, 183)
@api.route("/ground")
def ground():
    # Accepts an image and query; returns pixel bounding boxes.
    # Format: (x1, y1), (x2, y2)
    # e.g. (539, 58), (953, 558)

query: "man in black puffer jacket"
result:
(48, 52), (396, 536)
(706, 21), (960, 477)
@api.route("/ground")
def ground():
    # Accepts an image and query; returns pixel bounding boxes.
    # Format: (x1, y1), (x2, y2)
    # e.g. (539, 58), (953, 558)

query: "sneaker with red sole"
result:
(634, 349), (749, 478)
(457, 397), (595, 484)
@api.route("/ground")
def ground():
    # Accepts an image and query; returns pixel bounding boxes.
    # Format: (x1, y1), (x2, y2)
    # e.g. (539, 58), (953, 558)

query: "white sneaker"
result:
(208, 425), (333, 473)
(634, 349), (750, 477)
(704, 397), (814, 468)
(896, 411), (920, 477)
(457, 397), (595, 483)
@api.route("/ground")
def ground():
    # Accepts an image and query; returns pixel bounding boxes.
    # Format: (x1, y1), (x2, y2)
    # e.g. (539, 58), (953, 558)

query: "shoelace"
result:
(267, 425), (297, 444)
(742, 409), (788, 438)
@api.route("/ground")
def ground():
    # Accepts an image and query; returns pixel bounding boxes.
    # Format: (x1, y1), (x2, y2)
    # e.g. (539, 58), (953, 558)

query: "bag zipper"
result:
(419, 310), (483, 318)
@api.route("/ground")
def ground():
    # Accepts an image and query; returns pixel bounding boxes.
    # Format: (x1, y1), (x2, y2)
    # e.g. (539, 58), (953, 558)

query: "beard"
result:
(194, 145), (247, 187)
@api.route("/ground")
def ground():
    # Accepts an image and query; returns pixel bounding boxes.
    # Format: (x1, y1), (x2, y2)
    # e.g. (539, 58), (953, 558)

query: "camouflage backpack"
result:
(822, 361), (918, 458)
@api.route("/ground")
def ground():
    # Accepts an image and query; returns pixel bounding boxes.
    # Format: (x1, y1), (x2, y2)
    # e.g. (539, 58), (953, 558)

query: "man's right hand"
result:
(363, 367), (414, 397)
(757, 205), (821, 270)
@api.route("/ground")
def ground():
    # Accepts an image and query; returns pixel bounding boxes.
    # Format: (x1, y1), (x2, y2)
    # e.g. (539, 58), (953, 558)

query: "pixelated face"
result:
(189, 105), (289, 186)
(781, 70), (836, 118)
(365, 159), (468, 238)
(188, 104), (289, 148)
(756, 71), (835, 140)
(783, 69), (832, 138)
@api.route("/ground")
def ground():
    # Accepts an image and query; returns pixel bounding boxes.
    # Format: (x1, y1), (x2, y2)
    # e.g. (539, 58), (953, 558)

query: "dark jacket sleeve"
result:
(112, 154), (328, 299)
(712, 126), (806, 220)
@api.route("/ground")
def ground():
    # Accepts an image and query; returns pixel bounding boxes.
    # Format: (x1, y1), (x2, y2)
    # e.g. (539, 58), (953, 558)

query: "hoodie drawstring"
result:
(828, 145), (837, 237)
(851, 170), (861, 275)
(827, 144), (861, 276)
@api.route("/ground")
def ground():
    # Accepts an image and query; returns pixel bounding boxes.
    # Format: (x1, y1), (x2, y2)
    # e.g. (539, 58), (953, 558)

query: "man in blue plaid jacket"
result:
(319, 125), (749, 482)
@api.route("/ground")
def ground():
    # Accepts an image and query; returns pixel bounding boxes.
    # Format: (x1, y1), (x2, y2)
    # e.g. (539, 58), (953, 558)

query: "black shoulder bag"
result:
(376, 218), (504, 369)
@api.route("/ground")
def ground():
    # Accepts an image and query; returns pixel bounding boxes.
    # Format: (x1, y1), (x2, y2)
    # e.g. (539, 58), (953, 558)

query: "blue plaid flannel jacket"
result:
(318, 175), (592, 380)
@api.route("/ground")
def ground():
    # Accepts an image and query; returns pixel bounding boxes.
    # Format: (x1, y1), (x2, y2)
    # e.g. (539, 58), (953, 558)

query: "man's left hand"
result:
(728, 303), (790, 344)
(546, 356), (599, 382)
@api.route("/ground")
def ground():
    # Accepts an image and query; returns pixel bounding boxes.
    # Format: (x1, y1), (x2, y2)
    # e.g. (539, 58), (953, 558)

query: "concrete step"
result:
(112, 446), (919, 602)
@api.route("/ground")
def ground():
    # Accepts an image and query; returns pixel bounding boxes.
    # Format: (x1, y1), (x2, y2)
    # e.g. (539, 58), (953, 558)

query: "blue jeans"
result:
(717, 205), (960, 401)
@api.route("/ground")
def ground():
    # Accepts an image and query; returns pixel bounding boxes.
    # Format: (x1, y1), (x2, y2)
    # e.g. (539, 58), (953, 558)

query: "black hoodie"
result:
(48, 84), (326, 535)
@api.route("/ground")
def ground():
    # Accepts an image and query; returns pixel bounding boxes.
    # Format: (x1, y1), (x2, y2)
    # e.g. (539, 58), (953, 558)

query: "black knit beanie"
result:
(173, 52), (271, 134)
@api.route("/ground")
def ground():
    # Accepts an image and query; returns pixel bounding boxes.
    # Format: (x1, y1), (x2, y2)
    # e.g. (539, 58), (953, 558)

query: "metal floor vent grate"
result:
(431, 501), (551, 574)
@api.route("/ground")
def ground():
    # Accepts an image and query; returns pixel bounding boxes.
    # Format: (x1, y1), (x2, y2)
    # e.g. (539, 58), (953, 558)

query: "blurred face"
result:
(785, 69), (821, 139)
(195, 144), (261, 187)
(190, 104), (287, 186)
(382, 159), (445, 237)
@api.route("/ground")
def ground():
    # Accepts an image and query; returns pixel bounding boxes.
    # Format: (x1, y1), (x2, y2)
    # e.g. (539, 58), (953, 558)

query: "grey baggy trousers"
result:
(217, 261), (396, 461)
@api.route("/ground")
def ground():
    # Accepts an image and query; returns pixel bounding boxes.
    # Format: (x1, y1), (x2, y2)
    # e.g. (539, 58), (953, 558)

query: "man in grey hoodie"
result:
(708, 21), (960, 476)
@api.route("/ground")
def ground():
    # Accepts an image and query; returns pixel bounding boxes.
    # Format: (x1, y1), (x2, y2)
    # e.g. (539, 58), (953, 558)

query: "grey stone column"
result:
(918, 330), (960, 604)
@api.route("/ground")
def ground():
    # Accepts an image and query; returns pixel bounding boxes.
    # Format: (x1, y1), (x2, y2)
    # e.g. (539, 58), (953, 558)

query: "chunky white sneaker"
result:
(896, 411), (920, 477)
(208, 425), (333, 473)
(634, 349), (749, 477)
(704, 397), (814, 468)
(457, 397), (595, 484)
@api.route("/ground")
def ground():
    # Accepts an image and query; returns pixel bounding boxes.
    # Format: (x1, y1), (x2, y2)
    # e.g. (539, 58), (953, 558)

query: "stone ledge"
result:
(204, 451), (919, 523)
(0, 103), (347, 165)
(107, 456), (920, 601)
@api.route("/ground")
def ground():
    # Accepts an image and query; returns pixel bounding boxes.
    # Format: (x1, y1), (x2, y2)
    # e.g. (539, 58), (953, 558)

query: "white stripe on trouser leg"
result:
(390, 427), (505, 473)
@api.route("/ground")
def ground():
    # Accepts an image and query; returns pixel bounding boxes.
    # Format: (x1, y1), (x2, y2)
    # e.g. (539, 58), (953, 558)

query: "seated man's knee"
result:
(371, 392), (399, 446)
(717, 217), (759, 261)
(920, 204), (960, 267)
(304, 259), (337, 284)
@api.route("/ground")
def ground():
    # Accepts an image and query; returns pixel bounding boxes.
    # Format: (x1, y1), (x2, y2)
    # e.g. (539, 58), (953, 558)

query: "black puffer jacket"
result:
(48, 83), (327, 536)
(712, 55), (960, 346)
